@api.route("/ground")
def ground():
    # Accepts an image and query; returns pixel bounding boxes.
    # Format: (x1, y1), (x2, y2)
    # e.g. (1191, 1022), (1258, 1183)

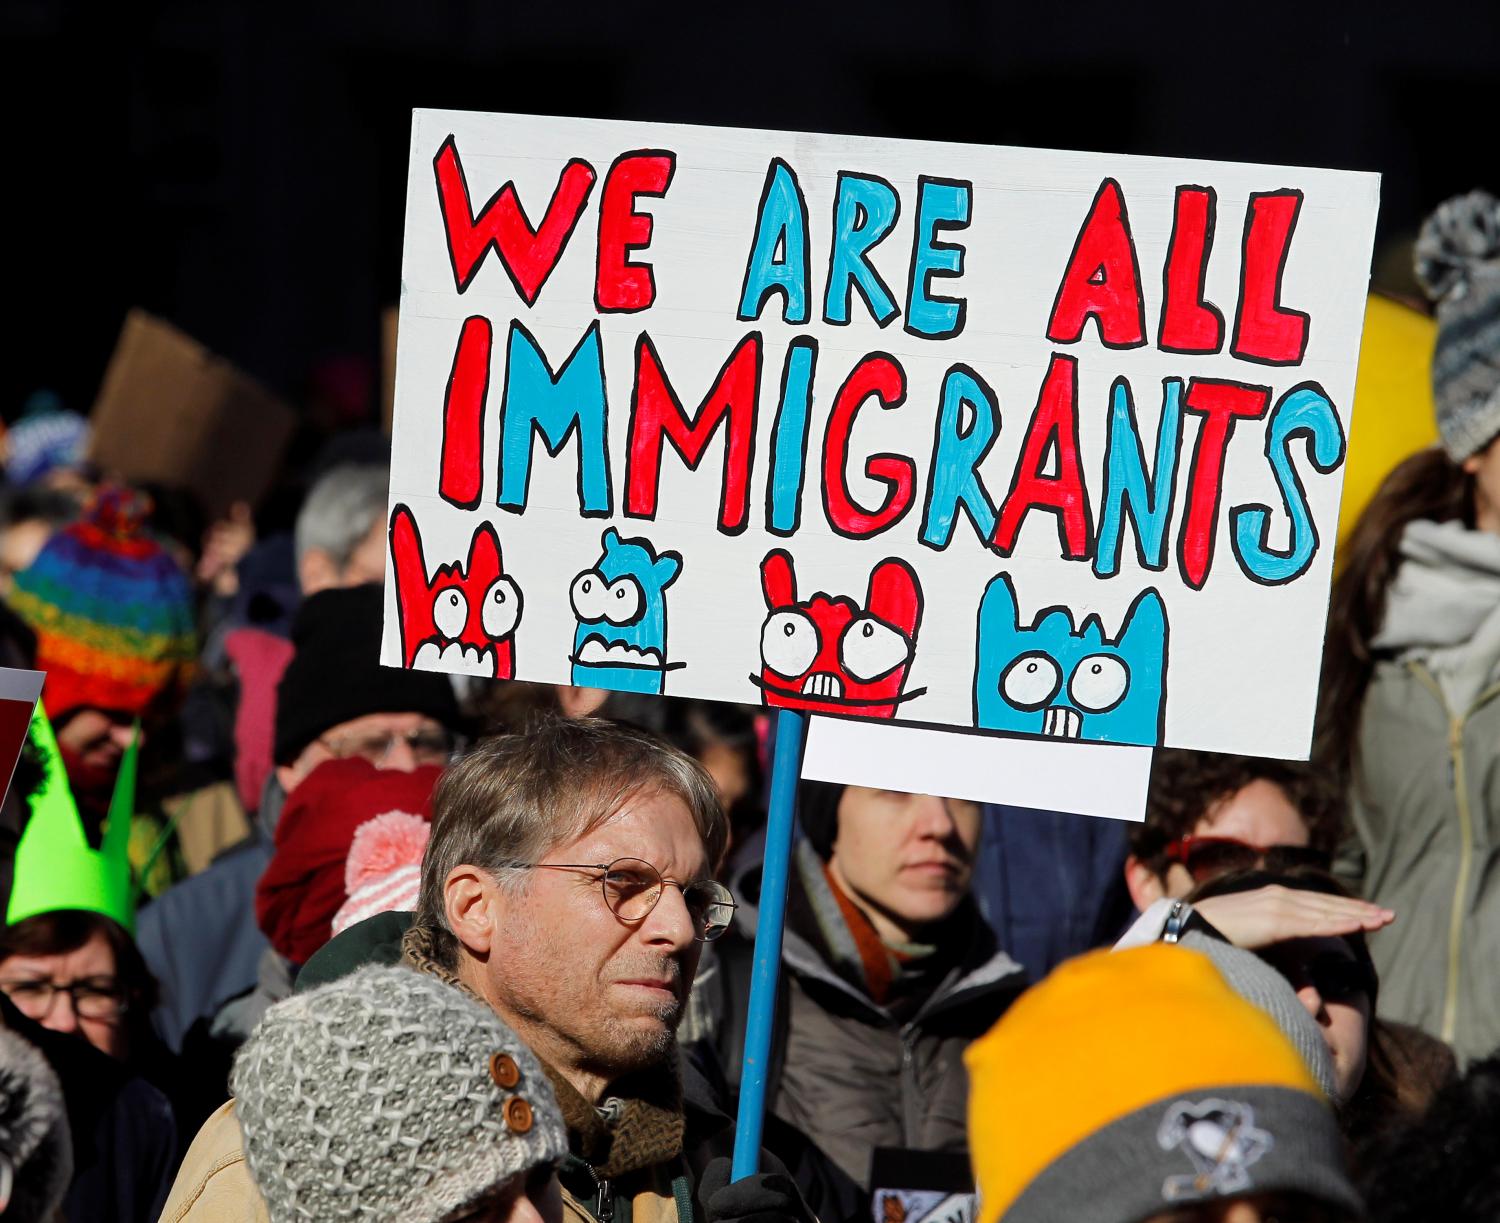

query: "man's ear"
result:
(1124, 854), (1167, 912)
(445, 866), (498, 955)
(298, 547), (338, 596)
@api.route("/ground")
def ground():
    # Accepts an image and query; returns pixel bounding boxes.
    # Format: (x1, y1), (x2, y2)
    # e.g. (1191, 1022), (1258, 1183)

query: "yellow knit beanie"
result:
(966, 945), (1362, 1223)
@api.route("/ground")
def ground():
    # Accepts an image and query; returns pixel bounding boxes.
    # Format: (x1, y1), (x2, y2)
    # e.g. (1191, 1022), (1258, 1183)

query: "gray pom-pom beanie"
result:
(1415, 189), (1500, 460)
(1178, 930), (1339, 1100)
(233, 965), (567, 1222)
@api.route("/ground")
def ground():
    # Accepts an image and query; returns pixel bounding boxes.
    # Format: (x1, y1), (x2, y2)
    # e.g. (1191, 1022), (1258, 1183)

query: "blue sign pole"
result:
(730, 707), (807, 1179)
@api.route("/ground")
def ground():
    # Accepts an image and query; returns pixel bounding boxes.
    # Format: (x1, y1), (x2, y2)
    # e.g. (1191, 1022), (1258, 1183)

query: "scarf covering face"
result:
(1374, 518), (1500, 711)
(401, 923), (685, 1179)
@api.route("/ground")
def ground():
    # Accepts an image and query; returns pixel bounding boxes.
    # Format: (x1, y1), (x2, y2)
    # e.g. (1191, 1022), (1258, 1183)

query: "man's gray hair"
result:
(294, 464), (389, 569)
(416, 716), (730, 967)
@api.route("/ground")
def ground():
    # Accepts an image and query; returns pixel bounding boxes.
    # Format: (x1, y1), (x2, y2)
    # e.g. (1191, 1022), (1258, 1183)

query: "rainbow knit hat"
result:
(9, 488), (196, 721)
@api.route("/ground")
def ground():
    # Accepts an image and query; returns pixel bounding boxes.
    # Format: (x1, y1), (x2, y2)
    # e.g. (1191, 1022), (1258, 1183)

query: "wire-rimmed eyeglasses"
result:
(500, 857), (736, 941)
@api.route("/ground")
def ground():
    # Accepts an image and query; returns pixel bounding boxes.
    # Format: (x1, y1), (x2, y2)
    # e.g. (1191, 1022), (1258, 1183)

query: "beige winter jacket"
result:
(156, 1100), (269, 1223)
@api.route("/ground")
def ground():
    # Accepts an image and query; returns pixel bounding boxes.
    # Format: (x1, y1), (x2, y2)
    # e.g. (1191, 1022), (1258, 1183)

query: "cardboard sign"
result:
(90, 309), (297, 519)
(384, 110), (1379, 759)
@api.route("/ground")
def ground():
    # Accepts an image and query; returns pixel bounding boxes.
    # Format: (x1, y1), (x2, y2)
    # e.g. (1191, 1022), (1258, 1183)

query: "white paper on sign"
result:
(802, 718), (1153, 822)
(385, 109), (1380, 765)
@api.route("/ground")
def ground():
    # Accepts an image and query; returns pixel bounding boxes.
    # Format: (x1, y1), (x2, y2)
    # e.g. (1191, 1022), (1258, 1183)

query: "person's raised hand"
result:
(1194, 885), (1394, 950)
(699, 1155), (811, 1223)
(197, 500), (255, 597)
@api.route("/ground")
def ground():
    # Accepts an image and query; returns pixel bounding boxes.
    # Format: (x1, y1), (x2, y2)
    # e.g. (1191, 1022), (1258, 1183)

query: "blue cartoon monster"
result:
(973, 573), (1167, 746)
(569, 529), (683, 695)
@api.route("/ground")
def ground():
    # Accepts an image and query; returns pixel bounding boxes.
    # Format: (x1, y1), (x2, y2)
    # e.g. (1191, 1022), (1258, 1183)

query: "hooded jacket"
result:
(692, 841), (1027, 1198)
(1341, 518), (1500, 1063)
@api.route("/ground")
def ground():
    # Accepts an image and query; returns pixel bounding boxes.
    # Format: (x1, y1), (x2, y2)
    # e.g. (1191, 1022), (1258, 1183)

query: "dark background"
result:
(5, 0), (1496, 422)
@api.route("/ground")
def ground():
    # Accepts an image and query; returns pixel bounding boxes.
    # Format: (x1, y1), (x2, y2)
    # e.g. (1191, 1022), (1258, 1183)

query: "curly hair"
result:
(1129, 748), (1346, 875)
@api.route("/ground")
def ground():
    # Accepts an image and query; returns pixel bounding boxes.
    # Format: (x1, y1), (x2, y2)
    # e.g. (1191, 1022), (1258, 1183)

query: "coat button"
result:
(490, 1052), (521, 1089)
(505, 1096), (534, 1133)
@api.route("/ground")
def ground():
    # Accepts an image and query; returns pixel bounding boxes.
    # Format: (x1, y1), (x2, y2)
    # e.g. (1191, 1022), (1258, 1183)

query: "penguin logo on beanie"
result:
(1157, 1099), (1272, 1201)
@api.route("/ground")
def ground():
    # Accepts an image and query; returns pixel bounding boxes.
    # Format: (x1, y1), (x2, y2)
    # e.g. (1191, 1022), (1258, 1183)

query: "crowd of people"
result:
(0, 189), (1497, 1223)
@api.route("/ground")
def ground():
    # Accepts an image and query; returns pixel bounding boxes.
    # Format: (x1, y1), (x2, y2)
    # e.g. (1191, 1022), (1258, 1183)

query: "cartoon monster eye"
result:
(838, 616), (911, 683)
(570, 571), (608, 622)
(761, 610), (819, 679)
(432, 588), (469, 642)
(602, 576), (643, 625)
(1069, 654), (1130, 712)
(1000, 652), (1061, 711)
(481, 576), (522, 640)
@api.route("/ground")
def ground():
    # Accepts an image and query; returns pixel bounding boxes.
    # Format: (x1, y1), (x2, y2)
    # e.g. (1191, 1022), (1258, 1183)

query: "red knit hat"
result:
(255, 757), (441, 965)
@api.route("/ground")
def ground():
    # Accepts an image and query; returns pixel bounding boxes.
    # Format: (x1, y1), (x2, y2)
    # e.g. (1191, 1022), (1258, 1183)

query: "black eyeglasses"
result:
(501, 857), (736, 941)
(0, 977), (129, 1021)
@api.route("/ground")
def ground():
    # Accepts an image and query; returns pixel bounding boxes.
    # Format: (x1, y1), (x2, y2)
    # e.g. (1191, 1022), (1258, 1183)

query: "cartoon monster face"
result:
(973, 572), (1166, 746)
(390, 504), (522, 679)
(754, 549), (924, 718)
(569, 529), (682, 695)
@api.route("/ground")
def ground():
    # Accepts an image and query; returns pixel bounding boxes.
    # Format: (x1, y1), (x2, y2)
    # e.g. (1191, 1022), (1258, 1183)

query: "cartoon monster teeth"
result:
(753, 549), (924, 719)
(973, 571), (1167, 746)
(389, 504), (522, 681)
(569, 529), (683, 695)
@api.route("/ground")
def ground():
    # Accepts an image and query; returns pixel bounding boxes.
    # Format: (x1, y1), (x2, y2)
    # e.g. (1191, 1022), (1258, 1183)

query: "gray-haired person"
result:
(294, 463), (389, 594)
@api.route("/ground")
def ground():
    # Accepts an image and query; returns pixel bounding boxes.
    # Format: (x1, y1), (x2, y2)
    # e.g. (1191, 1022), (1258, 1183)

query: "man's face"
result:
(481, 788), (709, 1082)
(277, 711), (452, 793)
(1159, 780), (1311, 899)
(827, 788), (982, 937)
(55, 709), (141, 797)
(1261, 935), (1373, 1104)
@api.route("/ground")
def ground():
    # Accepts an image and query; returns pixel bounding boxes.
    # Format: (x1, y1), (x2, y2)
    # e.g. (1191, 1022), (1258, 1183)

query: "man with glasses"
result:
(164, 716), (814, 1223)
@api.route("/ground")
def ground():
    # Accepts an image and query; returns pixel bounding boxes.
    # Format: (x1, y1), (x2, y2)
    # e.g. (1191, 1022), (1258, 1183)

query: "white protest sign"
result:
(802, 718), (1152, 822)
(385, 109), (1379, 760)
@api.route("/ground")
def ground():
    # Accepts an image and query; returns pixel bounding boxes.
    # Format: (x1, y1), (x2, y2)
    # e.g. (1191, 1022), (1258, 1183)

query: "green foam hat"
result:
(5, 706), (137, 933)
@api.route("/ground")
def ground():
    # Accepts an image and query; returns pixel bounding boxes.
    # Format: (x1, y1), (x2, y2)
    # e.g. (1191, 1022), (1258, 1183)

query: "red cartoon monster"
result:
(753, 549), (924, 718)
(389, 504), (522, 679)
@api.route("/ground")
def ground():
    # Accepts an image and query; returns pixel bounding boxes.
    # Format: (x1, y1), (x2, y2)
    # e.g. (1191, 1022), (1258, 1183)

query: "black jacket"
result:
(0, 994), (177, 1223)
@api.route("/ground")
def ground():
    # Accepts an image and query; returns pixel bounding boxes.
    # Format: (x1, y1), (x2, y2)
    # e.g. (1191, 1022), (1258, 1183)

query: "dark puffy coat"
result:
(693, 850), (1027, 1195)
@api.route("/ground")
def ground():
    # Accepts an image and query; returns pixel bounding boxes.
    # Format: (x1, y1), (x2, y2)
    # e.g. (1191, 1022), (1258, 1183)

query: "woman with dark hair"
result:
(1317, 190), (1500, 1065)
(0, 909), (157, 1062)
(0, 908), (211, 1155)
(1187, 867), (1455, 1173)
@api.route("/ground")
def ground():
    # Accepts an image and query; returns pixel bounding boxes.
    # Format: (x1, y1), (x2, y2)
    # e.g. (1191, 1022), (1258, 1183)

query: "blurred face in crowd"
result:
(1130, 780), (1312, 908)
(55, 708), (140, 797)
(444, 1166), (562, 1223)
(298, 517), (386, 596)
(0, 929), (129, 1059)
(1260, 935), (1373, 1103)
(447, 788), (709, 1101)
(828, 788), (982, 944)
(1463, 433), (1500, 537)
(276, 711), (452, 793)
